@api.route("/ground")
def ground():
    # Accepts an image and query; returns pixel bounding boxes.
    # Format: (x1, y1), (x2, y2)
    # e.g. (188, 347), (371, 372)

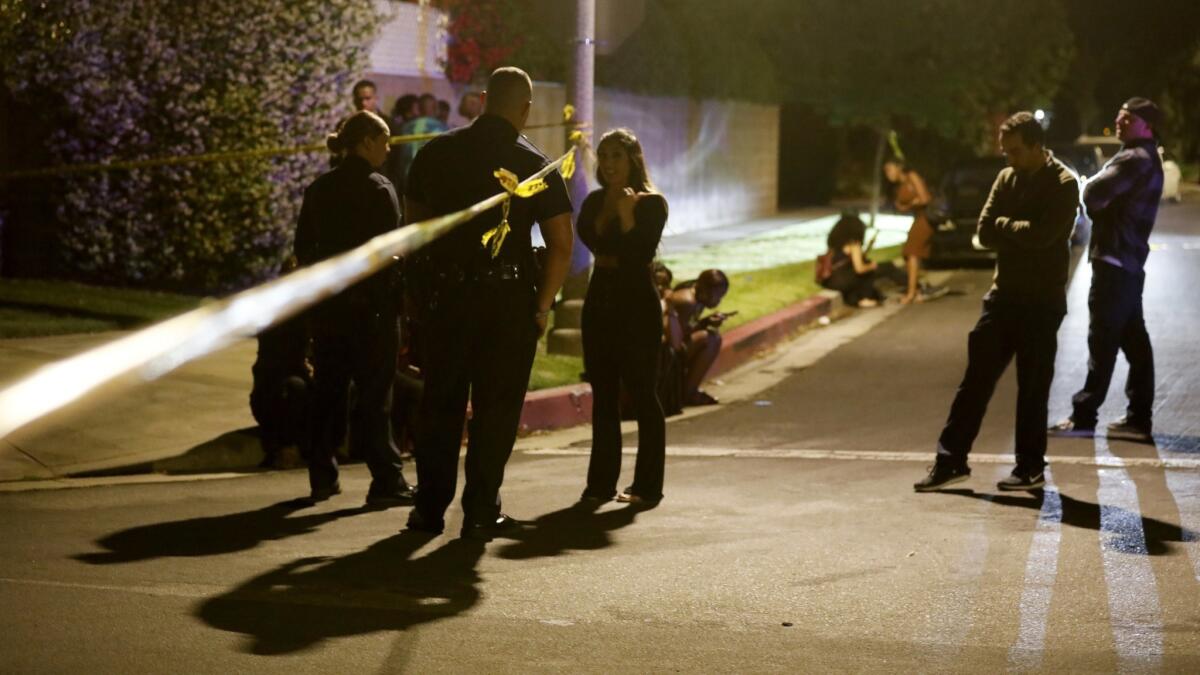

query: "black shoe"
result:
(1106, 416), (1153, 442)
(615, 490), (662, 508)
(405, 508), (444, 535)
(1048, 418), (1095, 437)
(997, 469), (1046, 491)
(461, 514), (526, 541)
(365, 484), (416, 509)
(308, 482), (342, 503)
(913, 464), (970, 492)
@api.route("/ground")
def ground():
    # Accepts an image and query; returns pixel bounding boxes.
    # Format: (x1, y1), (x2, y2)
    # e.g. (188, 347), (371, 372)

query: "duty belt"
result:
(431, 262), (524, 284)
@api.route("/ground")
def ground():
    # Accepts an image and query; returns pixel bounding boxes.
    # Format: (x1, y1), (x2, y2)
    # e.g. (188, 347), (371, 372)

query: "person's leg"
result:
(684, 329), (721, 402)
(461, 284), (538, 526)
(936, 301), (1016, 467)
(622, 328), (666, 502)
(1120, 279), (1154, 426)
(583, 307), (623, 500)
(350, 314), (406, 497)
(307, 334), (352, 493)
(412, 300), (471, 524)
(1013, 307), (1065, 474)
(903, 255), (921, 303)
(1070, 263), (1135, 428)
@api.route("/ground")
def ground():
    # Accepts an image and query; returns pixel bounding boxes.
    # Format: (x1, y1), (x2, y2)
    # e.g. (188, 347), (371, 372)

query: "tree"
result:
(1, 0), (386, 292)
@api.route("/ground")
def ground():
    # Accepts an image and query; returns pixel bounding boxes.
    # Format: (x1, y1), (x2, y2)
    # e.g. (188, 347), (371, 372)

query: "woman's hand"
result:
(616, 188), (638, 232)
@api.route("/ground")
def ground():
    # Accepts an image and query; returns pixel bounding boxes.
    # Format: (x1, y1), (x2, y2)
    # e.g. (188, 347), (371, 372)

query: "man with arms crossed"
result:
(1050, 98), (1164, 442)
(915, 112), (1079, 492)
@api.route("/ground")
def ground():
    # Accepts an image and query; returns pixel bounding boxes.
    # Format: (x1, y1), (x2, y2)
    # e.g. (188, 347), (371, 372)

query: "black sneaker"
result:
(1106, 416), (1153, 443)
(997, 469), (1045, 491)
(913, 464), (970, 492)
(364, 484), (416, 509)
(307, 482), (342, 503)
(461, 514), (526, 541)
(1048, 418), (1095, 437)
(405, 508), (444, 535)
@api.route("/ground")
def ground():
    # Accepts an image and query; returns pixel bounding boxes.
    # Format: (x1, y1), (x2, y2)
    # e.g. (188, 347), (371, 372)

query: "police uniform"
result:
(293, 153), (408, 499)
(405, 113), (571, 531)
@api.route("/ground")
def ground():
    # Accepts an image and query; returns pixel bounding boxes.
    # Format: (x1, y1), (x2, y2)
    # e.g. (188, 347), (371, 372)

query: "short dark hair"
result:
(392, 94), (419, 120)
(1000, 111), (1044, 147)
(484, 67), (533, 114)
(352, 79), (376, 97)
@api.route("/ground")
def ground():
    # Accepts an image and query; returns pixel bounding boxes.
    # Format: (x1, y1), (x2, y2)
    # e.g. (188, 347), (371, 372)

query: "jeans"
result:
(1070, 262), (1154, 427)
(938, 297), (1065, 472)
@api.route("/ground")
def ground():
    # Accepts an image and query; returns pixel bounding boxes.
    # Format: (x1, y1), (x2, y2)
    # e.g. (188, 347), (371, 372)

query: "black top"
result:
(405, 114), (572, 269)
(577, 190), (668, 268)
(976, 152), (1079, 311)
(293, 154), (400, 314)
(1083, 138), (1163, 273)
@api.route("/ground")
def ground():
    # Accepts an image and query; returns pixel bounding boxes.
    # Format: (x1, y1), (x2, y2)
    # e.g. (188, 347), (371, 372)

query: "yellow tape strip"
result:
(0, 146), (577, 440)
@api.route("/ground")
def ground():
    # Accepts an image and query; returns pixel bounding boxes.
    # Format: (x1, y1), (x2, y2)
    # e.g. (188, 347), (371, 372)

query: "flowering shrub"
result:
(1, 0), (386, 292)
(435, 0), (523, 84)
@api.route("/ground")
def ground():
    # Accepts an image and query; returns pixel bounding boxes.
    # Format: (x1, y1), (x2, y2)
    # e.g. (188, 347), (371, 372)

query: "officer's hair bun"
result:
(326, 133), (345, 154)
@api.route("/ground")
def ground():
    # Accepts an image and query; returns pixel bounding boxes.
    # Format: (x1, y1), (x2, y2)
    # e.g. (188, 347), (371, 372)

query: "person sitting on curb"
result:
(666, 269), (731, 406)
(249, 258), (311, 470)
(819, 211), (907, 307)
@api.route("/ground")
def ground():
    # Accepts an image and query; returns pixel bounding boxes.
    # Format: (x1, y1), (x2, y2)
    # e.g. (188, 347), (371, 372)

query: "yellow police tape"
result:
(0, 143), (579, 440)
(0, 117), (583, 180)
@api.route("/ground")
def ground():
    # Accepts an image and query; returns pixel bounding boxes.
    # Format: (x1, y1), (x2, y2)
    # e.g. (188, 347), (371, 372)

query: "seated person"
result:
(249, 257), (311, 469)
(821, 212), (906, 307)
(666, 269), (731, 406)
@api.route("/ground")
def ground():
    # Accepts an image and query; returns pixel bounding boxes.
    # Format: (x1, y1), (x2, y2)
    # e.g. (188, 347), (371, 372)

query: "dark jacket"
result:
(1084, 138), (1163, 273)
(293, 154), (401, 324)
(977, 152), (1079, 311)
(404, 114), (572, 271)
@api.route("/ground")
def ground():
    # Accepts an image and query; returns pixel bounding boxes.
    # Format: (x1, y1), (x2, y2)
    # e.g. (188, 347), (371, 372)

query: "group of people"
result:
(256, 66), (741, 539)
(260, 62), (1167, 531)
(915, 99), (1164, 492)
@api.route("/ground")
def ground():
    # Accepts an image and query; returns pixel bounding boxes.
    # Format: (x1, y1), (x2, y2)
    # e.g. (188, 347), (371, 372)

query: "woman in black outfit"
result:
(822, 212), (905, 307)
(292, 110), (411, 507)
(579, 128), (668, 506)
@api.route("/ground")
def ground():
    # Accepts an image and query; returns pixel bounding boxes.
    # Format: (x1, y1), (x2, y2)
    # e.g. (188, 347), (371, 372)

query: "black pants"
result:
(1071, 262), (1154, 427)
(308, 312), (405, 494)
(938, 298), (1065, 472)
(582, 270), (666, 501)
(412, 280), (538, 526)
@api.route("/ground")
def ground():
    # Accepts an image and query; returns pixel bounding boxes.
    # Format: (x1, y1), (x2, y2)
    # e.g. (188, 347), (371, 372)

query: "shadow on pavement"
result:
(1151, 433), (1200, 454)
(940, 488), (1196, 556)
(494, 502), (645, 560)
(75, 500), (366, 564)
(195, 533), (484, 655)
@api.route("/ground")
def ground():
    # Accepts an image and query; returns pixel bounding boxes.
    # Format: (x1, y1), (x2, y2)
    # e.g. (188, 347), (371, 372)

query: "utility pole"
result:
(547, 0), (595, 356)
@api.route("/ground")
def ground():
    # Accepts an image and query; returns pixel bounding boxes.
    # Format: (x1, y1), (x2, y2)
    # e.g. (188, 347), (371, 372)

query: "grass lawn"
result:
(2, 243), (900, 389)
(0, 279), (201, 338)
(524, 243), (903, 390)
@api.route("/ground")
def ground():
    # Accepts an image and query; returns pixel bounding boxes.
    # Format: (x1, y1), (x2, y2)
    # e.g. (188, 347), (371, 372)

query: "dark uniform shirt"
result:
(1083, 138), (1163, 273)
(404, 114), (572, 270)
(293, 154), (401, 319)
(977, 151), (1079, 312)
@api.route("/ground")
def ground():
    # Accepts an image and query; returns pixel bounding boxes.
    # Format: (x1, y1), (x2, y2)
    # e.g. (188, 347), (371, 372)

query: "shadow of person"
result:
(938, 488), (1195, 556)
(494, 502), (644, 561)
(75, 500), (366, 565)
(195, 533), (485, 655)
(1150, 433), (1200, 454)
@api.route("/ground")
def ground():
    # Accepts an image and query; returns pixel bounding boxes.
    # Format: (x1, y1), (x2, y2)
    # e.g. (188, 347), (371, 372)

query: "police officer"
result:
(403, 67), (573, 540)
(293, 110), (414, 507)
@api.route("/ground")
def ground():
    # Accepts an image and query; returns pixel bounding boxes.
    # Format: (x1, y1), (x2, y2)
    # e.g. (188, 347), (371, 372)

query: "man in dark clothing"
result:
(294, 110), (412, 507)
(403, 67), (574, 540)
(915, 111), (1080, 493)
(1051, 98), (1164, 443)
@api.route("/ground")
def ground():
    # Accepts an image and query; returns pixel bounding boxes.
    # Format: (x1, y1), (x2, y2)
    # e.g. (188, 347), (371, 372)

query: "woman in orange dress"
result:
(885, 159), (934, 303)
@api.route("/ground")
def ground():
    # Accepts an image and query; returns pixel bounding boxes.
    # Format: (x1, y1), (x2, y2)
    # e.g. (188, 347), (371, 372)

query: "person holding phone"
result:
(578, 128), (669, 507)
(821, 212), (906, 307)
(667, 269), (730, 406)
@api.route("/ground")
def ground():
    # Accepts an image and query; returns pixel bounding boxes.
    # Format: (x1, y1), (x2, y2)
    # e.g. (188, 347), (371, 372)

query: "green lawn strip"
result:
(0, 279), (201, 338)
(525, 244), (903, 390)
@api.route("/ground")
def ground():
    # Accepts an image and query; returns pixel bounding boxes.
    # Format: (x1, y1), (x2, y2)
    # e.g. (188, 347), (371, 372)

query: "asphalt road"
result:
(1, 198), (1198, 673)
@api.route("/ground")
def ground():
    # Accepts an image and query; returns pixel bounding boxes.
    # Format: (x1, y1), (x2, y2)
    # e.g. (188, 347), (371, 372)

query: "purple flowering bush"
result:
(1, 1), (385, 292)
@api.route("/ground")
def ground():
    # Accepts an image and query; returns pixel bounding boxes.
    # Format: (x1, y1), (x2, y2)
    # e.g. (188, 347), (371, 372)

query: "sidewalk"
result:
(0, 208), (872, 482)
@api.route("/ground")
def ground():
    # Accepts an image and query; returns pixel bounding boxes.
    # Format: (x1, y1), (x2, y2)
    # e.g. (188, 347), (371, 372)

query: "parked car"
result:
(926, 157), (1004, 264)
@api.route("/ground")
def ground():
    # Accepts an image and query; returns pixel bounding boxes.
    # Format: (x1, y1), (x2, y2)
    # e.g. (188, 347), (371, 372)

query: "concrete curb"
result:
(517, 290), (842, 434)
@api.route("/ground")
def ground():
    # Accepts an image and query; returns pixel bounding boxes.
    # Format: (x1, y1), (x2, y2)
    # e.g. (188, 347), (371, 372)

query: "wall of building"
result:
(365, 2), (780, 234)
